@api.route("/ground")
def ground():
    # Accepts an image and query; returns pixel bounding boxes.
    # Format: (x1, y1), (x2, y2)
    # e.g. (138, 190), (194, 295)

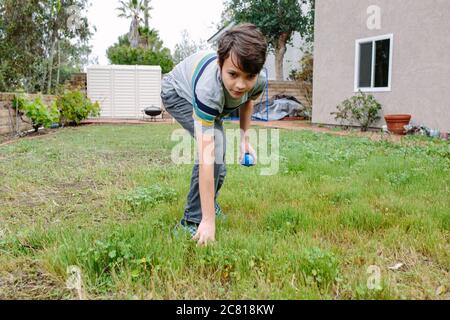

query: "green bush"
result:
(56, 90), (100, 125)
(288, 52), (314, 116)
(11, 94), (27, 111)
(331, 91), (382, 131)
(107, 45), (174, 74)
(12, 95), (60, 132)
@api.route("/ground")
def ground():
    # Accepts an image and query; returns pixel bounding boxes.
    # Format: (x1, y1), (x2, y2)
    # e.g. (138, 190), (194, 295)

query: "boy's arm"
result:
(239, 100), (257, 162)
(192, 129), (216, 245)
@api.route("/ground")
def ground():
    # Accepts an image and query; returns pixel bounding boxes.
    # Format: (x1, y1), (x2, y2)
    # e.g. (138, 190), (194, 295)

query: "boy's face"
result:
(220, 54), (258, 99)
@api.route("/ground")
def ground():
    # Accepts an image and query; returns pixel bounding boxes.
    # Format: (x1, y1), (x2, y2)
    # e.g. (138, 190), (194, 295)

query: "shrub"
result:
(331, 91), (382, 131)
(12, 95), (60, 132)
(11, 94), (27, 111)
(107, 45), (174, 74)
(289, 52), (314, 118)
(56, 90), (100, 125)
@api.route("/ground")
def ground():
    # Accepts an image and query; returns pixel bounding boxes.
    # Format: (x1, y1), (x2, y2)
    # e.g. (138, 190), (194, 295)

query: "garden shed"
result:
(87, 65), (162, 119)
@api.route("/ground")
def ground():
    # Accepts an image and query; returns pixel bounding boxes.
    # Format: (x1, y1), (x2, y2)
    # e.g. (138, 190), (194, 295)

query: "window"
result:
(355, 34), (393, 92)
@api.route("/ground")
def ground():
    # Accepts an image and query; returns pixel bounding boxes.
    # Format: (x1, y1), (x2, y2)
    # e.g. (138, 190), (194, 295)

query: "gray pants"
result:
(161, 78), (227, 224)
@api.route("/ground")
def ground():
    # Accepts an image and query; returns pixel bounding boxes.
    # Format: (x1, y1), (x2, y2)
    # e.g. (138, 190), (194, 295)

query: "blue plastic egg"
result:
(242, 153), (255, 167)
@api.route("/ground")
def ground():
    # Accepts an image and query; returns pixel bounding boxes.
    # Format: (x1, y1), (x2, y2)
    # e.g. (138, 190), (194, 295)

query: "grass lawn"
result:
(0, 124), (448, 300)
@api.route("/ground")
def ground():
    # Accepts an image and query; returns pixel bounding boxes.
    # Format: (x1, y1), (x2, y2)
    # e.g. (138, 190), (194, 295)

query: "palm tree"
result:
(143, 0), (151, 30)
(116, 0), (151, 48)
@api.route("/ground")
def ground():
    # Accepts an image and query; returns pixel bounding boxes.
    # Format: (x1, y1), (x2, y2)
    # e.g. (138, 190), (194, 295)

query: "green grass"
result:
(0, 124), (449, 300)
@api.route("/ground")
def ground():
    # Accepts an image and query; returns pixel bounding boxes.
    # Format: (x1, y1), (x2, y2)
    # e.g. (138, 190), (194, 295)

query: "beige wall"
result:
(312, 0), (450, 133)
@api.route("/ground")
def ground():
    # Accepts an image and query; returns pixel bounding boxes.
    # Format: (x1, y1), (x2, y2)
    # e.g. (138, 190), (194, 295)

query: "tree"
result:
(116, 0), (149, 48)
(139, 26), (164, 51)
(55, 38), (97, 91)
(107, 29), (174, 73)
(143, 0), (152, 30)
(0, 0), (94, 93)
(173, 30), (208, 65)
(224, 0), (315, 80)
(110, 1), (173, 73)
(0, 0), (46, 92)
(107, 46), (173, 74)
(40, 0), (93, 93)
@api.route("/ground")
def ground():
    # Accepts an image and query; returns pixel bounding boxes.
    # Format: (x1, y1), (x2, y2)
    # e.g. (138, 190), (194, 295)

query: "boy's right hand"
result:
(193, 220), (215, 246)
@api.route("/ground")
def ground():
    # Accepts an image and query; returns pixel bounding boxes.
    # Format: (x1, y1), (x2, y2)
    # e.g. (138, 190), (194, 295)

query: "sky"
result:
(87, 0), (224, 65)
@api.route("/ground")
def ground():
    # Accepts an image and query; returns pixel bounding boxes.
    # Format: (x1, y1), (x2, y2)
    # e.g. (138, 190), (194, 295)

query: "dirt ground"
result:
(82, 118), (406, 143)
(243, 120), (406, 143)
(0, 119), (419, 148)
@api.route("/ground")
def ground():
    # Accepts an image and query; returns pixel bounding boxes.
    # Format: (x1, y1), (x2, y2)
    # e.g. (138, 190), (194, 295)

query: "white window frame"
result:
(354, 33), (393, 92)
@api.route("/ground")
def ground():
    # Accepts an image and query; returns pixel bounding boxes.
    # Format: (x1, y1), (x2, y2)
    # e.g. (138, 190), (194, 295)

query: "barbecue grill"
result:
(141, 106), (164, 121)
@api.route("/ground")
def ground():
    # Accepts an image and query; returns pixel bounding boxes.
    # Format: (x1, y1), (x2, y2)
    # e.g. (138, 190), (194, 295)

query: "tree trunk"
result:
(56, 40), (61, 88)
(144, 0), (150, 29)
(274, 32), (290, 81)
(45, 3), (58, 94)
(41, 45), (50, 93)
(41, 59), (47, 93)
(128, 18), (140, 48)
(47, 38), (57, 94)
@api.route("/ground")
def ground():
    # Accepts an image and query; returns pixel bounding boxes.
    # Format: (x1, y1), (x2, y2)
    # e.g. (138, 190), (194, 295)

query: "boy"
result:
(161, 23), (268, 246)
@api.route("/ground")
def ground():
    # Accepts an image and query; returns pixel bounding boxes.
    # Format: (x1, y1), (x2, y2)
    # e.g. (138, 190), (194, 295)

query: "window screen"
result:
(359, 42), (373, 88)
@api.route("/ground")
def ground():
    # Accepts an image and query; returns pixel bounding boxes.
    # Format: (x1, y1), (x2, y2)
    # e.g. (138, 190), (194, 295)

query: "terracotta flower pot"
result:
(384, 114), (412, 135)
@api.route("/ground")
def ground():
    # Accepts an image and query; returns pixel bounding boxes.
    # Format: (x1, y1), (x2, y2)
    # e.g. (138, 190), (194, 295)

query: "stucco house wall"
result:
(312, 0), (450, 133)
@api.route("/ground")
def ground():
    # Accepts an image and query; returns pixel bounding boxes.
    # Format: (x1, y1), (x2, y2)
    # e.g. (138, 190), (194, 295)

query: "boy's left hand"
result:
(239, 143), (257, 165)
(193, 220), (215, 246)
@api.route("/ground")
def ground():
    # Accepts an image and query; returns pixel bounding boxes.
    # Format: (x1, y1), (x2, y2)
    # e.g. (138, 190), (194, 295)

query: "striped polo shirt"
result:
(164, 50), (266, 132)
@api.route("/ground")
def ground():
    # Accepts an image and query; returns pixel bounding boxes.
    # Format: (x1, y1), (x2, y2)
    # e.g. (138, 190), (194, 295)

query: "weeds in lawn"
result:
(117, 185), (178, 213)
(0, 125), (448, 299)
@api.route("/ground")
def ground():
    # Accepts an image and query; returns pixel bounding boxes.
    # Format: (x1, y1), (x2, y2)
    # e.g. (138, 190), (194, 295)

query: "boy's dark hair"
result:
(217, 23), (267, 75)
